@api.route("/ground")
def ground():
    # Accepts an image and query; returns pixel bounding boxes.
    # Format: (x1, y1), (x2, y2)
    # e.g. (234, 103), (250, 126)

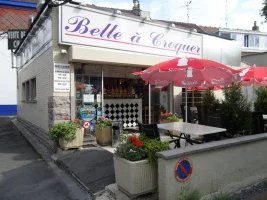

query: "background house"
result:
(0, 0), (37, 116)
(199, 21), (267, 56)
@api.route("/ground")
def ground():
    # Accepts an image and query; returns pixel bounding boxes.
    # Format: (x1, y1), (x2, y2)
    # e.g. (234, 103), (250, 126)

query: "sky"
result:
(81, 0), (267, 32)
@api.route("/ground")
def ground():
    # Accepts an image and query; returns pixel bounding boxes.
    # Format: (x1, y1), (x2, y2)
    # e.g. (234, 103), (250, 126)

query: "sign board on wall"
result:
(54, 63), (70, 92)
(59, 5), (202, 58)
(8, 29), (27, 50)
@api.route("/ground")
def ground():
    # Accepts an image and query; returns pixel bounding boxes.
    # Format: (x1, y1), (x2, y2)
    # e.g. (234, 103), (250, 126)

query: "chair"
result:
(136, 119), (142, 133)
(251, 111), (264, 134)
(139, 123), (161, 139)
(139, 123), (182, 148)
(203, 116), (222, 142)
(180, 104), (196, 123)
(196, 105), (205, 125)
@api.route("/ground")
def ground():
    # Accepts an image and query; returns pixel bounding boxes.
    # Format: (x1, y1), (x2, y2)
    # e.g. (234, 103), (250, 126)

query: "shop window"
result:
(22, 77), (37, 102)
(31, 78), (36, 100)
(26, 81), (30, 101)
(220, 32), (231, 39)
(244, 35), (259, 47)
(22, 83), (25, 100)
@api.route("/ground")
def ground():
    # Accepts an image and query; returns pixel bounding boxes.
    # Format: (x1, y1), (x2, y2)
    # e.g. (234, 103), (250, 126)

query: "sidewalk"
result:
(13, 118), (116, 198)
(12, 118), (92, 200)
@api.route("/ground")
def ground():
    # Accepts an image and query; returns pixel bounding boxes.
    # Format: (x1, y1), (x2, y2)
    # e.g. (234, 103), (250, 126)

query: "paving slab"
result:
(57, 147), (115, 194)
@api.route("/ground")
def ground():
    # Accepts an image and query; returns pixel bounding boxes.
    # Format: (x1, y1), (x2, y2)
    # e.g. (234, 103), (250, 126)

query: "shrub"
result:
(161, 112), (182, 122)
(254, 86), (267, 114)
(203, 89), (220, 114)
(49, 121), (79, 141)
(96, 117), (112, 130)
(114, 135), (170, 167)
(220, 82), (251, 136)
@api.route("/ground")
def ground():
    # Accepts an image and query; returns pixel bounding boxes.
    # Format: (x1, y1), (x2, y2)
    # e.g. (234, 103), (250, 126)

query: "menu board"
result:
(54, 63), (70, 92)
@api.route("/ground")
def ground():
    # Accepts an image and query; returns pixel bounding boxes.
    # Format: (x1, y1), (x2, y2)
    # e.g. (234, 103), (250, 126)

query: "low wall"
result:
(156, 133), (267, 200)
(18, 117), (57, 154)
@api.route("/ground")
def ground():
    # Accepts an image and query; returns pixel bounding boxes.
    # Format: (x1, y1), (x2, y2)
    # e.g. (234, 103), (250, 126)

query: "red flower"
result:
(129, 136), (137, 142)
(75, 118), (80, 123)
(64, 116), (69, 120)
(133, 140), (143, 147)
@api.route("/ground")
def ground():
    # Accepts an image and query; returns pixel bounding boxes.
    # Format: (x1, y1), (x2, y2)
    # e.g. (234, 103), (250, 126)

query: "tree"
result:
(220, 83), (251, 137)
(260, 0), (267, 22)
(254, 86), (267, 113)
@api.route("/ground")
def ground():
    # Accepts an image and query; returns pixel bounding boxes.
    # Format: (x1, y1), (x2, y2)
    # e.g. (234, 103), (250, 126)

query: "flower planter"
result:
(160, 119), (183, 136)
(59, 128), (84, 150)
(96, 126), (112, 146)
(113, 156), (157, 198)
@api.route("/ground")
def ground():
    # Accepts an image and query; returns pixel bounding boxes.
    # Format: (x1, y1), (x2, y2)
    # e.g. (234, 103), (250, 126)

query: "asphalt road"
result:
(0, 117), (74, 200)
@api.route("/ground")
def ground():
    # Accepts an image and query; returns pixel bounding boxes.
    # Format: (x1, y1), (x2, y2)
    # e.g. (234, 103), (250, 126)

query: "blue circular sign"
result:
(175, 157), (193, 182)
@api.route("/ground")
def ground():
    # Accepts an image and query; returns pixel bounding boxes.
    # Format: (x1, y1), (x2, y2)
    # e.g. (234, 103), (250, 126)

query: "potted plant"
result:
(49, 118), (84, 150)
(114, 135), (169, 198)
(160, 112), (182, 135)
(160, 112), (182, 123)
(95, 117), (112, 146)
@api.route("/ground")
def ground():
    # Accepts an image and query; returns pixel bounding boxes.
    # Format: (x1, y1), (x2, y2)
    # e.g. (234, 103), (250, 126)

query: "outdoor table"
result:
(158, 122), (227, 147)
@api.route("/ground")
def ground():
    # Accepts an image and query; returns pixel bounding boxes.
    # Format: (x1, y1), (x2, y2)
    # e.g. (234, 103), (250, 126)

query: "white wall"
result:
(17, 45), (53, 131)
(0, 35), (17, 105)
(157, 133), (267, 200)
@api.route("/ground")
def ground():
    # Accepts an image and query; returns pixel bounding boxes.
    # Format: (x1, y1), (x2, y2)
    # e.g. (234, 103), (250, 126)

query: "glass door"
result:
(75, 64), (102, 133)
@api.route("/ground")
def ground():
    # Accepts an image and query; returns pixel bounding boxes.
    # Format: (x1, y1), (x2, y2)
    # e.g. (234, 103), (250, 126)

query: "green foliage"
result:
(220, 82), (251, 136)
(261, 0), (267, 22)
(96, 117), (112, 130)
(161, 113), (182, 122)
(115, 135), (170, 167)
(213, 195), (230, 200)
(203, 89), (220, 114)
(178, 184), (201, 200)
(115, 134), (147, 161)
(49, 121), (78, 141)
(254, 87), (267, 114)
(139, 136), (170, 167)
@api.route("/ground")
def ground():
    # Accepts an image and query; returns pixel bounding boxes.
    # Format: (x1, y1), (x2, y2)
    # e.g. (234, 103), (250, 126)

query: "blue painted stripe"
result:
(0, 0), (37, 10)
(0, 105), (17, 116)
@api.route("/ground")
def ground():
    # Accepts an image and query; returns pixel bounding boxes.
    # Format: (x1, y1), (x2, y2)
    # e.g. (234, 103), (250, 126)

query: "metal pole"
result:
(11, 50), (14, 68)
(101, 65), (104, 117)
(185, 69), (188, 123)
(252, 76), (255, 111)
(149, 84), (151, 124)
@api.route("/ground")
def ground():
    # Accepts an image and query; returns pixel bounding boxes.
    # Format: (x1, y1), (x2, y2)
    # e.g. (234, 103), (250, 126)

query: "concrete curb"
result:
(12, 119), (93, 200)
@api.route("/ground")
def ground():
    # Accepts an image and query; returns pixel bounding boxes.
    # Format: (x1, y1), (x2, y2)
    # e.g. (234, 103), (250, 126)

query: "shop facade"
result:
(15, 3), (241, 151)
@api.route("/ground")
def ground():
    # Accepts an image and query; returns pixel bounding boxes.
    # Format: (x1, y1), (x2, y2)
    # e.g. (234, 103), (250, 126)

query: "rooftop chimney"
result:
(133, 0), (141, 16)
(252, 21), (259, 31)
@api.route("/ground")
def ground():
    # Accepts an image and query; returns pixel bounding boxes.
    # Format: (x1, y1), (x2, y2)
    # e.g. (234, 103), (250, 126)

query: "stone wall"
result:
(48, 96), (71, 128)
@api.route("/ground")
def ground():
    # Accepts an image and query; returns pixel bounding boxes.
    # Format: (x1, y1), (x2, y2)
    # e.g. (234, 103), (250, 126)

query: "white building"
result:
(14, 2), (241, 152)
(0, 0), (37, 116)
(199, 22), (267, 56)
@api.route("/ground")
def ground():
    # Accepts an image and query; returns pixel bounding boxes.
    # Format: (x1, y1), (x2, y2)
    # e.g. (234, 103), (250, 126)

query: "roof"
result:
(198, 25), (219, 34)
(85, 4), (261, 35)
(86, 4), (191, 31)
(0, 7), (37, 31)
(156, 20), (204, 32)
(10, 0), (39, 3)
(242, 51), (267, 57)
